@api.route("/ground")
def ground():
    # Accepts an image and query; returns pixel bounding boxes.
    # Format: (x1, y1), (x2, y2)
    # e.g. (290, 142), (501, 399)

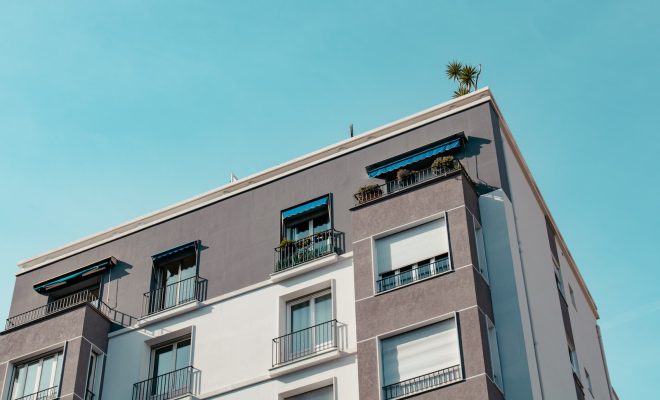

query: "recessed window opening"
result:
(282, 290), (334, 361)
(10, 351), (63, 400)
(285, 385), (334, 400)
(147, 243), (199, 315)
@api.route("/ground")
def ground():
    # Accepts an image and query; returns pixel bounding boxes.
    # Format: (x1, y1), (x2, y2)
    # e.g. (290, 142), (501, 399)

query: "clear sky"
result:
(0, 0), (657, 397)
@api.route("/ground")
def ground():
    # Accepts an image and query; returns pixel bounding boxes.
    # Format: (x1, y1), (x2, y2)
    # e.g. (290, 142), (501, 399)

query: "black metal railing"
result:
(85, 389), (95, 400)
(14, 386), (58, 400)
(274, 229), (344, 273)
(132, 366), (198, 400)
(142, 276), (207, 317)
(272, 319), (338, 366)
(382, 365), (462, 400)
(376, 256), (450, 293)
(5, 290), (136, 331)
(354, 161), (463, 206)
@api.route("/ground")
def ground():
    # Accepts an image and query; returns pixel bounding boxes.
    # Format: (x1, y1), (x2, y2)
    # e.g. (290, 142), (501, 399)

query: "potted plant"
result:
(396, 168), (417, 187)
(355, 184), (383, 204)
(431, 155), (455, 175)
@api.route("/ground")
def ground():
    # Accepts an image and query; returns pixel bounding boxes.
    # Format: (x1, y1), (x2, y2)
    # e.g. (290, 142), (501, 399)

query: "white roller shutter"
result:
(381, 318), (460, 385)
(376, 218), (449, 274)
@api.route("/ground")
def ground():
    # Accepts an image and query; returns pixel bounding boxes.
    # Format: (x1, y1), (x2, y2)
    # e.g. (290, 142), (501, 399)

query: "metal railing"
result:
(132, 366), (198, 400)
(85, 389), (95, 400)
(382, 365), (462, 400)
(376, 256), (450, 293)
(354, 161), (463, 206)
(272, 319), (338, 366)
(274, 229), (344, 273)
(14, 386), (58, 400)
(142, 276), (207, 317)
(5, 290), (136, 331)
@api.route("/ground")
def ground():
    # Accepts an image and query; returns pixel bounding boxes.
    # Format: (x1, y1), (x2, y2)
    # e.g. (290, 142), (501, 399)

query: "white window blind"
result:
(381, 318), (460, 386)
(376, 218), (449, 274)
(286, 385), (333, 400)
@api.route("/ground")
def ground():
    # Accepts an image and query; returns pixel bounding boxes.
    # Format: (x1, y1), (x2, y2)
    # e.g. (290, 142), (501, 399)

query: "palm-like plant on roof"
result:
(446, 61), (482, 98)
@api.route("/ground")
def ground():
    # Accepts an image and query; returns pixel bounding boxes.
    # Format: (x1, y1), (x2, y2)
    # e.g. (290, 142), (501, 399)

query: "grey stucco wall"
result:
(9, 102), (503, 322)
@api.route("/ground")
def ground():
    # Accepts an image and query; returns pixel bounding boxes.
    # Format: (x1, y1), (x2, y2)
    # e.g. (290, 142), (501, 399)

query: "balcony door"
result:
(153, 254), (197, 312)
(286, 290), (333, 358)
(150, 339), (191, 398)
(11, 352), (63, 400)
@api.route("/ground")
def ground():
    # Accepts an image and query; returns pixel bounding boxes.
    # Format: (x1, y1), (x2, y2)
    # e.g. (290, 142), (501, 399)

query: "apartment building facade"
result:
(0, 88), (617, 400)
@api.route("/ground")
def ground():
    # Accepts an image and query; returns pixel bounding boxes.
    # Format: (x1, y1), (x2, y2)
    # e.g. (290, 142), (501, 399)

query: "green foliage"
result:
(358, 184), (382, 194)
(279, 239), (295, 248)
(432, 155), (455, 173)
(396, 168), (412, 183)
(446, 61), (482, 98)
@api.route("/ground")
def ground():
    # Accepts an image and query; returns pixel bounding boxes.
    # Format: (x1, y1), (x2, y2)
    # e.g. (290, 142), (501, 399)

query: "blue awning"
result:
(282, 196), (329, 219)
(152, 241), (198, 262)
(34, 257), (117, 293)
(367, 137), (463, 178)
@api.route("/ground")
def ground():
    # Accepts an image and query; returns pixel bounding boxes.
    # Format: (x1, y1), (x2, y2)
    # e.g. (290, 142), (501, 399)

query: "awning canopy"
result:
(33, 257), (117, 294)
(282, 196), (329, 220)
(152, 241), (198, 262)
(366, 135), (465, 178)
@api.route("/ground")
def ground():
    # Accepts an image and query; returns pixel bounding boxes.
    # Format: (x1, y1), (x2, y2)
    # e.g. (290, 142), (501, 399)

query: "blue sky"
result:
(0, 0), (657, 397)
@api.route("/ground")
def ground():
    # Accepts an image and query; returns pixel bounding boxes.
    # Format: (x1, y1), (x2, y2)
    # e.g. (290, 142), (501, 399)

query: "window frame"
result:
(280, 195), (333, 242)
(149, 337), (193, 381)
(9, 350), (64, 400)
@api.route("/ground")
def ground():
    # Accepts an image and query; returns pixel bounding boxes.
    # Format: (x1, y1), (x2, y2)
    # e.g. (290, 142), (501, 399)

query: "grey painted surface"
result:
(9, 102), (503, 322)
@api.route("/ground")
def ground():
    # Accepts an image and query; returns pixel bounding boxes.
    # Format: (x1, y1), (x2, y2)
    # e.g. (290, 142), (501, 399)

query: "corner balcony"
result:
(354, 160), (467, 207)
(132, 366), (200, 400)
(142, 276), (208, 317)
(273, 229), (344, 274)
(382, 365), (462, 400)
(4, 289), (135, 332)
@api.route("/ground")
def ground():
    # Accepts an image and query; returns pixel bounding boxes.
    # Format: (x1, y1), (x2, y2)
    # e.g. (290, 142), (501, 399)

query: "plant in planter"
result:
(355, 184), (383, 204)
(431, 155), (455, 174)
(396, 168), (412, 183)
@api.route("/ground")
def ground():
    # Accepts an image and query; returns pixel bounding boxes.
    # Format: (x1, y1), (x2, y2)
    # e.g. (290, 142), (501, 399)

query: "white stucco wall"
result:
(101, 257), (357, 399)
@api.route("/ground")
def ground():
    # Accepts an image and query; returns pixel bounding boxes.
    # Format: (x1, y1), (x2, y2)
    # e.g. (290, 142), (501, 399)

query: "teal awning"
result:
(152, 241), (198, 262)
(282, 196), (329, 219)
(367, 137), (463, 178)
(33, 257), (116, 293)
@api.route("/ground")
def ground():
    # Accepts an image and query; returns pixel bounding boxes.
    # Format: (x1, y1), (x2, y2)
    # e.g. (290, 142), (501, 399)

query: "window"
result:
(10, 351), (63, 400)
(148, 338), (192, 398)
(286, 290), (334, 358)
(85, 352), (103, 399)
(381, 318), (461, 399)
(282, 196), (332, 241)
(148, 246), (198, 314)
(375, 218), (450, 292)
(585, 369), (593, 395)
(285, 385), (333, 400)
(545, 216), (559, 264)
(555, 269), (565, 298)
(569, 285), (577, 310)
(486, 318), (503, 390)
(473, 222), (489, 283)
(569, 345), (580, 376)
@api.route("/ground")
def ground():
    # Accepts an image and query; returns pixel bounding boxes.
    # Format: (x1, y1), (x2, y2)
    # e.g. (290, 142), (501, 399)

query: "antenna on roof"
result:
(229, 173), (239, 183)
(349, 123), (354, 138)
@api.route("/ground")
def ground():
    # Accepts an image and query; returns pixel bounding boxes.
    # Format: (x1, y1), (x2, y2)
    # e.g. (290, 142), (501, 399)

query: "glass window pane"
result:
(24, 361), (39, 396)
(53, 353), (63, 391)
(174, 340), (191, 370)
(153, 345), (174, 378)
(314, 294), (332, 324)
(12, 365), (27, 398)
(290, 301), (310, 332)
(39, 356), (55, 391)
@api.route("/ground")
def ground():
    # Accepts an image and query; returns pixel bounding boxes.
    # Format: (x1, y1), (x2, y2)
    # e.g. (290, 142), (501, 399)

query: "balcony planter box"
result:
(354, 185), (383, 205)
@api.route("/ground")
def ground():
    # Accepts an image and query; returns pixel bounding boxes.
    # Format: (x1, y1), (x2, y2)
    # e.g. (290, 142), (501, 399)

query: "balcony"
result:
(376, 256), (450, 293)
(132, 366), (199, 400)
(14, 387), (58, 400)
(354, 160), (465, 207)
(382, 365), (462, 400)
(142, 276), (207, 317)
(272, 319), (338, 367)
(274, 229), (344, 273)
(4, 290), (135, 331)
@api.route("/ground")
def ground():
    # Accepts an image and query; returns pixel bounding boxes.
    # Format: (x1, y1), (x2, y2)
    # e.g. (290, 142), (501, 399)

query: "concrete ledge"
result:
(268, 348), (341, 378)
(269, 254), (340, 283)
(137, 301), (202, 328)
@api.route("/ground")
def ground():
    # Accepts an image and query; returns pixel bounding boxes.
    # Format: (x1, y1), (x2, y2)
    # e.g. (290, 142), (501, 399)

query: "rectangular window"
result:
(375, 218), (450, 292)
(85, 351), (103, 399)
(284, 290), (334, 360)
(555, 269), (565, 298)
(285, 385), (333, 400)
(545, 216), (559, 264)
(148, 338), (192, 399)
(569, 285), (577, 310)
(569, 345), (580, 376)
(585, 369), (593, 395)
(148, 247), (198, 314)
(486, 318), (503, 390)
(381, 318), (461, 399)
(473, 221), (489, 283)
(10, 351), (63, 400)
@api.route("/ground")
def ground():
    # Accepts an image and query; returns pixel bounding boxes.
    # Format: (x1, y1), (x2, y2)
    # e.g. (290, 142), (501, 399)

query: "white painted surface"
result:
(102, 259), (357, 399)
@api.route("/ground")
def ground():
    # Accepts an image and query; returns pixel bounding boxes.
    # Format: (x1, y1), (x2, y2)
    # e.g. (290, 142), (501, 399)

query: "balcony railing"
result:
(142, 276), (207, 317)
(274, 229), (344, 273)
(382, 365), (462, 400)
(272, 319), (338, 367)
(376, 256), (450, 293)
(14, 386), (58, 400)
(354, 161), (463, 206)
(132, 366), (198, 400)
(5, 290), (135, 331)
